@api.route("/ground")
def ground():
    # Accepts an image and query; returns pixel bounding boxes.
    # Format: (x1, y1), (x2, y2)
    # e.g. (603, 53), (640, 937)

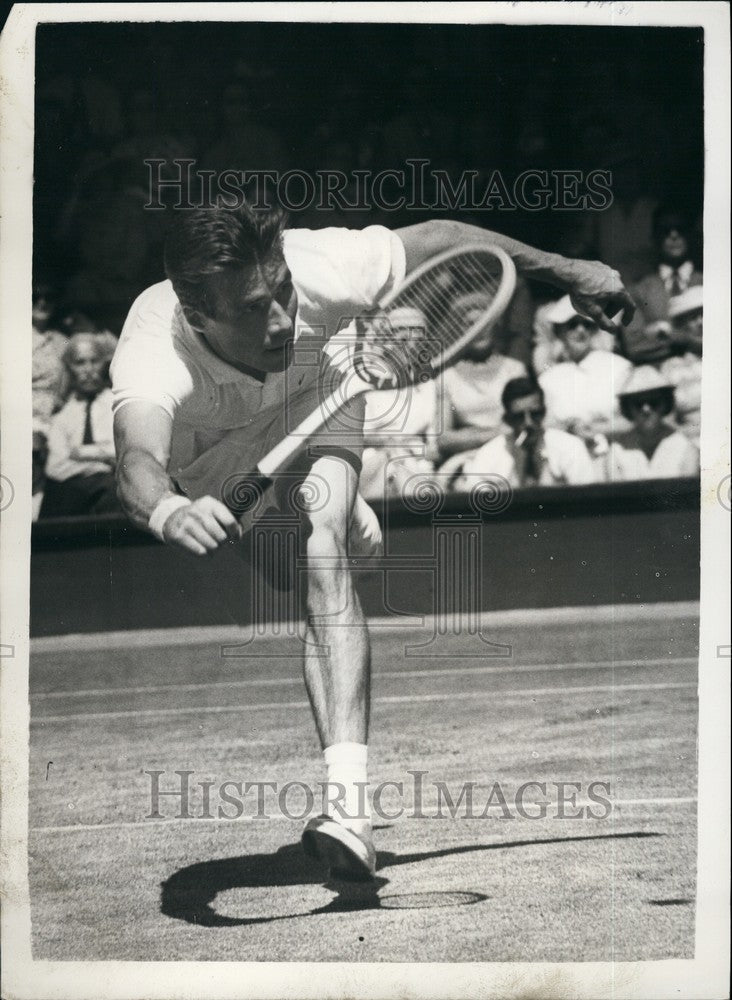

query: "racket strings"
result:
(357, 251), (503, 386)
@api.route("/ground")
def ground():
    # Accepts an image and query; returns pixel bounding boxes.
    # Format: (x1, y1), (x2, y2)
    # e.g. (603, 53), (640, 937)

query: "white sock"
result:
(323, 742), (370, 835)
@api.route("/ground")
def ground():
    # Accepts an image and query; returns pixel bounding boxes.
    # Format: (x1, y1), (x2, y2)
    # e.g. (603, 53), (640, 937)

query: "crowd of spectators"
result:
(32, 286), (120, 520)
(358, 225), (702, 499)
(31, 26), (704, 519)
(32, 202), (704, 520)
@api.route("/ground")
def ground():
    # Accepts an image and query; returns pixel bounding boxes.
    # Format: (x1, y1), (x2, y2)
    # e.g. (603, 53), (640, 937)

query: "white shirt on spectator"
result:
(32, 328), (68, 435)
(364, 380), (437, 438)
(360, 381), (438, 500)
(658, 260), (695, 295)
(532, 302), (616, 376)
(606, 428), (700, 481)
(660, 353), (702, 443)
(110, 226), (406, 474)
(539, 349), (632, 433)
(45, 389), (115, 482)
(464, 428), (596, 488)
(441, 354), (527, 433)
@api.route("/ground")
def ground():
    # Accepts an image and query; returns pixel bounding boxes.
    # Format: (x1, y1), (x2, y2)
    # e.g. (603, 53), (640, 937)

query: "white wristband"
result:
(149, 495), (192, 542)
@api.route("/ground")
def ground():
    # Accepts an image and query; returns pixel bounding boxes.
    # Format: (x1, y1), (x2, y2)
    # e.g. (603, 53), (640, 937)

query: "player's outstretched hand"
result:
(567, 259), (636, 333)
(163, 496), (242, 555)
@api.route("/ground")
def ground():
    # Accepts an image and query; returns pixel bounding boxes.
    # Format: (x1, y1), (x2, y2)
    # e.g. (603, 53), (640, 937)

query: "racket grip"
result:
(221, 470), (273, 515)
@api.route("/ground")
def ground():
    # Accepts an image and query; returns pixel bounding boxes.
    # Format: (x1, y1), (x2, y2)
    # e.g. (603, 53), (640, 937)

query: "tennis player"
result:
(112, 201), (634, 880)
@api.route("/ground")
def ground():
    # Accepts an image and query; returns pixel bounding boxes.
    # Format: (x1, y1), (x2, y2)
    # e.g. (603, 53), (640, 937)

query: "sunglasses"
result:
(506, 408), (546, 424)
(626, 393), (667, 411)
(563, 316), (597, 333)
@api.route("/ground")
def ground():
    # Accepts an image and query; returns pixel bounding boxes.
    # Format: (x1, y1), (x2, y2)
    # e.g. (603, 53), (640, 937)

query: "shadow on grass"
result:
(161, 829), (661, 928)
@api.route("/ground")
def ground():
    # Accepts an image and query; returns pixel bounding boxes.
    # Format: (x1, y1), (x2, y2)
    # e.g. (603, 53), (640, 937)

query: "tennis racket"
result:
(225, 243), (516, 512)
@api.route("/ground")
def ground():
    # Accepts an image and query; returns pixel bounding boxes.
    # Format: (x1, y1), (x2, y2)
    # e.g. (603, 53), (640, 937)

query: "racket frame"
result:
(257, 243), (516, 480)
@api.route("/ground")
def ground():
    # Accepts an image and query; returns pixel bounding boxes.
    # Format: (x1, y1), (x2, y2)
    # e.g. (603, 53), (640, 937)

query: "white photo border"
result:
(1, 3), (729, 998)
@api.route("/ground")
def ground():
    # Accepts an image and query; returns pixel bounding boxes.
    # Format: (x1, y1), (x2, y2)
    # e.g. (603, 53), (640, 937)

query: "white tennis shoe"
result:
(301, 814), (376, 881)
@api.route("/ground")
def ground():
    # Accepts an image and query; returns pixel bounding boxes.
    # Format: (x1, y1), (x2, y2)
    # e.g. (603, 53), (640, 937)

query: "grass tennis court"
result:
(29, 602), (698, 962)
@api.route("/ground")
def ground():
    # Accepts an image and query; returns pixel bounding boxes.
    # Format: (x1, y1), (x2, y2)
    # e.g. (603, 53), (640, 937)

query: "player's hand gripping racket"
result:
(226, 244), (516, 513)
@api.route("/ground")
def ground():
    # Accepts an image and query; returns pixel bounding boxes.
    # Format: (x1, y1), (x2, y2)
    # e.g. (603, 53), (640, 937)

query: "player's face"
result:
(196, 258), (298, 375)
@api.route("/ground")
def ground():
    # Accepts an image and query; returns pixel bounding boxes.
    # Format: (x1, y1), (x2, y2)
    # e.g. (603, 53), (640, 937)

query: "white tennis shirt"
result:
(110, 226), (406, 471)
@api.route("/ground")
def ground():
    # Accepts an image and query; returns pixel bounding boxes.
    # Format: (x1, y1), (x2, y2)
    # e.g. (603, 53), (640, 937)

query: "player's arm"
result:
(72, 442), (116, 465)
(395, 220), (635, 334)
(114, 400), (241, 555)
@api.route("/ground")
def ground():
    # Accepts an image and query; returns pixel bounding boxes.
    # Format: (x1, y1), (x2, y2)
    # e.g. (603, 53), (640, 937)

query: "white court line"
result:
(31, 682), (697, 725)
(29, 601), (700, 653)
(29, 795), (698, 835)
(32, 657), (697, 701)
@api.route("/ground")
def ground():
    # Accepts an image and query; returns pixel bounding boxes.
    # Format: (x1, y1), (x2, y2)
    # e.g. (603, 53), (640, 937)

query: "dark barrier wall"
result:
(30, 479), (700, 637)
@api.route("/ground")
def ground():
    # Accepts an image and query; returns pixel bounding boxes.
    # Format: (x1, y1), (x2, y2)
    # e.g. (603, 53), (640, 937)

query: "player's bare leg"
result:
(297, 455), (376, 879)
(303, 587), (370, 750)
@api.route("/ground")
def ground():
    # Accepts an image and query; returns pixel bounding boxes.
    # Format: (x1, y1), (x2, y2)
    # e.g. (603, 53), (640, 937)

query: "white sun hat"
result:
(618, 365), (675, 398)
(668, 284), (703, 320)
(543, 294), (595, 327)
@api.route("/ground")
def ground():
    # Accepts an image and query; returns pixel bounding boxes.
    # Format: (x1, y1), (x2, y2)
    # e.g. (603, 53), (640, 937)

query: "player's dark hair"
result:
(501, 376), (544, 413)
(164, 200), (288, 320)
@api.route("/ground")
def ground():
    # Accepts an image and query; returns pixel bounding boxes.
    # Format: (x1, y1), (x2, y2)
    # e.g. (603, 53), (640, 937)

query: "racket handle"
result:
(257, 387), (349, 478)
(221, 470), (273, 515)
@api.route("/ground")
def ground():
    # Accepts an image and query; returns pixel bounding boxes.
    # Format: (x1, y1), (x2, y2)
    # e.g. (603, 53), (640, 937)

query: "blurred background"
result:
(31, 20), (705, 544)
(33, 21), (704, 314)
(26, 17), (706, 634)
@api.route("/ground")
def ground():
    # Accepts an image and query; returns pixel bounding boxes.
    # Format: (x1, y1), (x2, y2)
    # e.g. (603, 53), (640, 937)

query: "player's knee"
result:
(306, 520), (346, 562)
(304, 524), (349, 614)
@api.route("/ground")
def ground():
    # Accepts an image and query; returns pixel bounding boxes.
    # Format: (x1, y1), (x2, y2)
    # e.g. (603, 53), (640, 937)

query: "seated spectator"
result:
(40, 334), (120, 518)
(462, 377), (596, 488)
(606, 367), (700, 481)
(532, 294), (616, 375)
(56, 308), (119, 372)
(538, 296), (632, 459)
(32, 282), (68, 519)
(32, 282), (68, 430)
(359, 306), (437, 500)
(435, 292), (527, 472)
(622, 207), (702, 363)
(659, 285), (703, 445)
